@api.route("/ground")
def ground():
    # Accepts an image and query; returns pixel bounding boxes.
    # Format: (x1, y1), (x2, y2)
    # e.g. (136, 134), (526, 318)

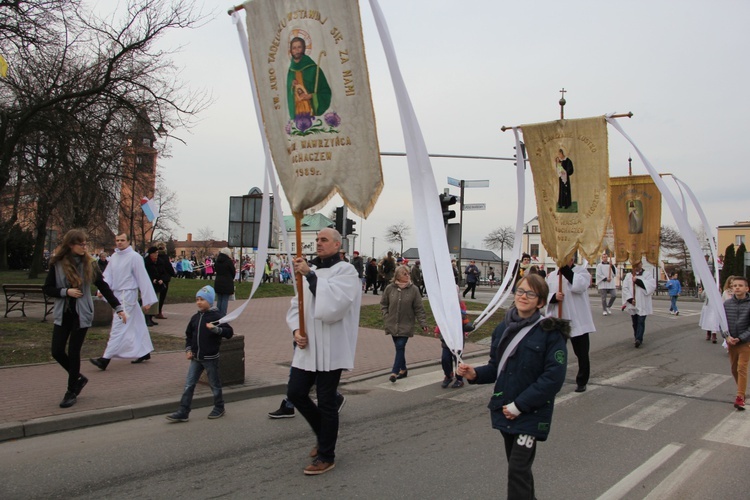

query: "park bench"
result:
(3, 284), (54, 322)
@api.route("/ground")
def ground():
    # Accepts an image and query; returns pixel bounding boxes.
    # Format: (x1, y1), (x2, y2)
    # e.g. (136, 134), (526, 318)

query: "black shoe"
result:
(147, 320), (158, 326)
(634, 340), (642, 348)
(59, 391), (77, 408)
(396, 369), (408, 379)
(131, 353), (151, 364)
(268, 400), (295, 419)
(207, 407), (225, 419)
(166, 411), (189, 422)
(575, 385), (587, 393)
(89, 357), (110, 371)
(73, 375), (89, 396)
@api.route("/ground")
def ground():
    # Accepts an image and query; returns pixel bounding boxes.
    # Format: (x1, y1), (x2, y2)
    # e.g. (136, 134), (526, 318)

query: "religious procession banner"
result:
(609, 175), (662, 265)
(522, 116), (610, 266)
(243, 0), (383, 217)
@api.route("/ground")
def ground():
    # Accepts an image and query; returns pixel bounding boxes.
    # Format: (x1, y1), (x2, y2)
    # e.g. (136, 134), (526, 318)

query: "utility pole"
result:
(371, 237), (376, 258)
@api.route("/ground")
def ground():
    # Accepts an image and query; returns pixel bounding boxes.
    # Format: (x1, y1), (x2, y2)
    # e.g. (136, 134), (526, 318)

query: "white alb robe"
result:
(546, 265), (596, 338)
(102, 246), (157, 359)
(621, 271), (656, 316)
(287, 261), (361, 372)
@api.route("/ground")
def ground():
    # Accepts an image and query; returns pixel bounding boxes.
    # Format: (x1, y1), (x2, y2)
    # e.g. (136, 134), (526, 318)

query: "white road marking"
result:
(663, 372), (731, 397)
(702, 410), (750, 448)
(596, 442), (683, 500)
(599, 395), (688, 430)
(376, 370), (447, 392)
(643, 448), (713, 500)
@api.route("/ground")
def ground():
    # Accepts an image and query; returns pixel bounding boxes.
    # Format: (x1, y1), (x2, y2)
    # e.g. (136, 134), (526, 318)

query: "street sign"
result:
(447, 177), (461, 187)
(463, 179), (490, 188)
(463, 203), (486, 211)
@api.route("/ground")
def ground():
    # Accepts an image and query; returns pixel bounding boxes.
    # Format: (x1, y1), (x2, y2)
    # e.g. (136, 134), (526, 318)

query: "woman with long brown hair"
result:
(43, 229), (125, 409)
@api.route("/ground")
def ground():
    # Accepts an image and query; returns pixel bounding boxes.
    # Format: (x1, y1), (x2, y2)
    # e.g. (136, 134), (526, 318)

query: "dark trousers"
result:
(570, 333), (590, 386)
(502, 431), (537, 500)
(51, 312), (87, 392)
(158, 282), (169, 313)
(463, 282), (477, 298)
(287, 367), (343, 463)
(631, 314), (647, 343)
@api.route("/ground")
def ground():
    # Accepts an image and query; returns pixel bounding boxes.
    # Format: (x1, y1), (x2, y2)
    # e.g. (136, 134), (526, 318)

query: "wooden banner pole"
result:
(295, 213), (307, 347)
(227, 4), (245, 15)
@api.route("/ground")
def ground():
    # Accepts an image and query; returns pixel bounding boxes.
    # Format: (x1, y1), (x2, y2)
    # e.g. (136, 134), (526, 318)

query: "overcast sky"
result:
(144, 0), (748, 257)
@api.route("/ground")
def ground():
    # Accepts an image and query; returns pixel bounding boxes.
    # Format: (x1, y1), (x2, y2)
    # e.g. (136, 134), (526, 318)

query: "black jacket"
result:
(213, 253), (236, 295)
(185, 307), (234, 360)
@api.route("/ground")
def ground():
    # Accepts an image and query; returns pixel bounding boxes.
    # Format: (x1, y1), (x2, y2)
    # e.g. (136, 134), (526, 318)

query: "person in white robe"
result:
(90, 233), (157, 369)
(547, 257), (595, 392)
(621, 260), (656, 348)
(596, 253), (618, 315)
(285, 228), (361, 476)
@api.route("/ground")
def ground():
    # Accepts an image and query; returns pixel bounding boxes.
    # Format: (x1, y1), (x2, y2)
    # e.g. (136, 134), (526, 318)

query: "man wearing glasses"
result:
(90, 233), (158, 370)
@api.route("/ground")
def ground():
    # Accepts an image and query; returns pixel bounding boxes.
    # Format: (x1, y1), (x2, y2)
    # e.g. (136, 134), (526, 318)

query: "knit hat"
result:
(147, 246), (158, 255)
(220, 247), (232, 257)
(196, 285), (215, 305)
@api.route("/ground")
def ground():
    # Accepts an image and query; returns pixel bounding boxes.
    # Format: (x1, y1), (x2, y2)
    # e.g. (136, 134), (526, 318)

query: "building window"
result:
(532, 225), (539, 233)
(530, 244), (539, 258)
(737, 235), (746, 246)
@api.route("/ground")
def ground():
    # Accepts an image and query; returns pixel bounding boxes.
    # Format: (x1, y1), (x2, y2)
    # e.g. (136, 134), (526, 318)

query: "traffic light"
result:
(439, 193), (457, 224)
(346, 218), (356, 236)
(334, 206), (344, 234)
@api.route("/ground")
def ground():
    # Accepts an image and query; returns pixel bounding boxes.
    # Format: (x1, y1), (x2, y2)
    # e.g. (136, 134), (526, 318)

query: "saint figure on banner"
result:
(627, 200), (644, 234)
(286, 33), (333, 135)
(556, 148), (575, 211)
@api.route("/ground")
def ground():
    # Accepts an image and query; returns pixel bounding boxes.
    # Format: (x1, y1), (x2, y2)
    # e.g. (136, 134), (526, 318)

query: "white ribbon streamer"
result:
(220, 13), (296, 324)
(472, 127), (526, 329)
(606, 115), (727, 333)
(369, 0), (463, 357)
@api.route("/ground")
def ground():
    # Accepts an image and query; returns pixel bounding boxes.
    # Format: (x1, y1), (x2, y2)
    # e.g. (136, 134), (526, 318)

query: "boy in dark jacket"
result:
(166, 286), (234, 422)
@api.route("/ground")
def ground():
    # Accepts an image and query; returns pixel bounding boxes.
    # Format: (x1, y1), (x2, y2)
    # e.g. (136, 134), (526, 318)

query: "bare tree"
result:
(660, 225), (691, 272)
(484, 226), (514, 279)
(384, 222), (409, 256)
(150, 179), (181, 241)
(0, 0), (210, 269)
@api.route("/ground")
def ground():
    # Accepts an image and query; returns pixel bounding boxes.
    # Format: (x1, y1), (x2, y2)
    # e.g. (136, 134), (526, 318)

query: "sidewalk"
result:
(0, 292), (487, 442)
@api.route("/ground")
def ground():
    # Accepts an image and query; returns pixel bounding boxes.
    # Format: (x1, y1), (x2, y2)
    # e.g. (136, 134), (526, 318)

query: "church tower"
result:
(118, 113), (158, 252)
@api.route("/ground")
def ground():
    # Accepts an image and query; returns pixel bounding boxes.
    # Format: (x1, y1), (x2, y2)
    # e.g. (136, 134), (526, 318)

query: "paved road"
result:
(1, 297), (744, 499)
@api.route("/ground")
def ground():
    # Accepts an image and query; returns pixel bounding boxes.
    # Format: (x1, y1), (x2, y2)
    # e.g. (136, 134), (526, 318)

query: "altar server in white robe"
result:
(547, 256), (596, 392)
(90, 233), (157, 369)
(286, 228), (361, 476)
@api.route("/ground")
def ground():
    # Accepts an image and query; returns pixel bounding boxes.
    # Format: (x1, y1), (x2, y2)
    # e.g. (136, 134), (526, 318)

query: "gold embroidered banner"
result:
(609, 175), (662, 265)
(243, 0), (383, 217)
(522, 116), (610, 266)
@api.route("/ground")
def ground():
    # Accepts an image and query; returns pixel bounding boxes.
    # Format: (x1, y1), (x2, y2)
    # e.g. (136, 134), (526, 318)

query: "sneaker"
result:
(268, 400), (295, 419)
(208, 407), (225, 419)
(669, 311), (674, 315)
(675, 311), (679, 316)
(451, 379), (464, 388)
(304, 458), (335, 475)
(441, 375), (453, 388)
(73, 375), (88, 396)
(607, 308), (613, 315)
(166, 411), (189, 422)
(336, 394), (346, 414)
(602, 311), (609, 316)
(735, 396), (745, 411)
(59, 390), (77, 408)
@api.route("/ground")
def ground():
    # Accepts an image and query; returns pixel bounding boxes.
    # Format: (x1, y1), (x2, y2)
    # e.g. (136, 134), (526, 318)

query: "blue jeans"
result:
(631, 314), (647, 343)
(179, 358), (224, 415)
(216, 293), (230, 316)
(441, 346), (463, 381)
(391, 336), (409, 373)
(669, 296), (679, 312)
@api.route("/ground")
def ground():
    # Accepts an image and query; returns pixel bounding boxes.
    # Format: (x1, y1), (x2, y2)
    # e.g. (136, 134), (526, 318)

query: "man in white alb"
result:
(596, 253), (617, 316)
